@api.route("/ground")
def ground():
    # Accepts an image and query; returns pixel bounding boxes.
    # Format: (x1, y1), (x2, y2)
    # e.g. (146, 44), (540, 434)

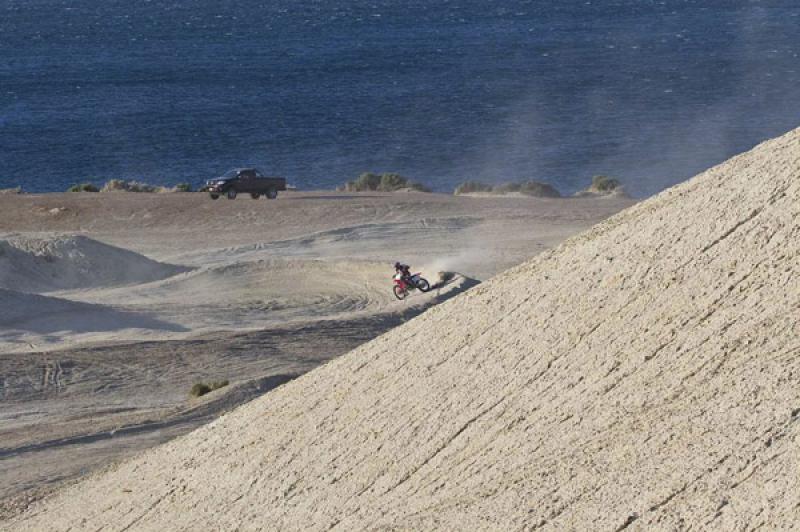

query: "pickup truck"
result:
(205, 168), (287, 200)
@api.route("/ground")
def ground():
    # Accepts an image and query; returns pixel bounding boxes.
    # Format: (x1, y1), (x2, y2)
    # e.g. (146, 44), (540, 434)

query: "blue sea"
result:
(2, 0), (800, 196)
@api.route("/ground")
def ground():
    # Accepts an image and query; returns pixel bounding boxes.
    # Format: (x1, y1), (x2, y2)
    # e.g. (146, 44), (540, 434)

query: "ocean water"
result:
(2, 0), (800, 196)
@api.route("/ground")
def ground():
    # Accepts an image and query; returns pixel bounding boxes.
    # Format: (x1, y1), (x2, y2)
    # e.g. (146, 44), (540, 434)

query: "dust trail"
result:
(461, 5), (800, 199)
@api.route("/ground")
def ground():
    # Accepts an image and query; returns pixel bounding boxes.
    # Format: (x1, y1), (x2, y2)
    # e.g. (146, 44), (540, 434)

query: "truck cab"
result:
(206, 168), (287, 200)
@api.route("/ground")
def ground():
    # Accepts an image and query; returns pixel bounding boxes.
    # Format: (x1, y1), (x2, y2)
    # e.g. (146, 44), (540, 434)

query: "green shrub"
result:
(190, 383), (212, 397)
(174, 182), (192, 192)
(341, 172), (429, 192)
(101, 179), (160, 193)
(453, 181), (493, 195)
(378, 173), (408, 191)
(351, 172), (382, 191)
(210, 380), (229, 391)
(189, 379), (229, 398)
(590, 175), (622, 192)
(126, 181), (158, 193)
(574, 175), (626, 197)
(67, 183), (99, 193)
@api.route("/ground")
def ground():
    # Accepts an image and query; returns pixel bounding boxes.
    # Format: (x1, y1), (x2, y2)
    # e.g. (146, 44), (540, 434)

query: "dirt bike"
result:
(393, 272), (430, 300)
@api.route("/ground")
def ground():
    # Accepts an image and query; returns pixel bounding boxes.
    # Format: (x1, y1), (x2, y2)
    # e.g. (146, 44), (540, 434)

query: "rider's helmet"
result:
(394, 261), (401, 270)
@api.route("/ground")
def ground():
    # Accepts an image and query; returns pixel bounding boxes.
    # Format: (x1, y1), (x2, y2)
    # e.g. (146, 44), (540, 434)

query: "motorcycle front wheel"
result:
(393, 285), (407, 300)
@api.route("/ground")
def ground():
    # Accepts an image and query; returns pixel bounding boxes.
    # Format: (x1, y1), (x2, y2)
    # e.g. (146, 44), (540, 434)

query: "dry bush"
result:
(189, 383), (212, 398)
(590, 175), (622, 192)
(344, 172), (382, 191)
(101, 179), (164, 193)
(210, 380), (229, 391)
(189, 379), (230, 398)
(341, 172), (429, 192)
(454, 180), (561, 197)
(378, 173), (407, 191)
(574, 175), (628, 197)
(453, 181), (493, 195)
(67, 183), (99, 192)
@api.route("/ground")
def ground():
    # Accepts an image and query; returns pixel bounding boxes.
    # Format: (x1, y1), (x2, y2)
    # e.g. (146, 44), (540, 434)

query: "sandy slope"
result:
(6, 128), (800, 530)
(0, 256), (404, 353)
(65, 259), (398, 327)
(0, 193), (631, 353)
(0, 288), (183, 349)
(0, 235), (186, 293)
(0, 191), (629, 514)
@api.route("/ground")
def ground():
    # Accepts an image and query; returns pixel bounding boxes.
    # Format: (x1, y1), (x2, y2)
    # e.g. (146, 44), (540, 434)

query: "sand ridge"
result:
(6, 129), (800, 529)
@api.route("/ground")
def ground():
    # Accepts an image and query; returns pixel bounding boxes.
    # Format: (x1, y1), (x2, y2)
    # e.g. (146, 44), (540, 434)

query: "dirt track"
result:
(0, 191), (631, 515)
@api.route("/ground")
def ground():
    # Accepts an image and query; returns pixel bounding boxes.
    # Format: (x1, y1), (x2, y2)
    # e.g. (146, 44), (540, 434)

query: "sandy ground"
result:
(0, 190), (631, 516)
(5, 128), (800, 531)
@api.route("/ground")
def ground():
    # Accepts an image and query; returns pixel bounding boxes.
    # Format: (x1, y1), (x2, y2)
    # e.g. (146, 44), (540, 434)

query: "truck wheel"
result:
(250, 192), (260, 199)
(266, 188), (278, 199)
(227, 189), (237, 200)
(210, 194), (220, 200)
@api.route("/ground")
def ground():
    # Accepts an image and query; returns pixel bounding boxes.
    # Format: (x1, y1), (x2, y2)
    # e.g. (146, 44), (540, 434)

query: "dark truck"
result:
(205, 168), (287, 200)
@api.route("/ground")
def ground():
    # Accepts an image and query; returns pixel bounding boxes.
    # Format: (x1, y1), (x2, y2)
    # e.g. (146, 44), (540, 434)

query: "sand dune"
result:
(71, 259), (400, 324)
(0, 191), (634, 521)
(177, 217), (482, 266)
(0, 288), (185, 350)
(7, 128), (800, 530)
(0, 235), (186, 293)
(1, 259), (448, 353)
(1, 189), (629, 507)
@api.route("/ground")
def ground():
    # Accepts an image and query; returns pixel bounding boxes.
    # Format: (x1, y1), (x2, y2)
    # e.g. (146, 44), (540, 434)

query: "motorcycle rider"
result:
(394, 261), (412, 282)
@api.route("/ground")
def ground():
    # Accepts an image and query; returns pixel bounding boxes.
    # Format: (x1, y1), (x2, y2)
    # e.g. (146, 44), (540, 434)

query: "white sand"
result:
(0, 235), (186, 293)
(0, 190), (630, 517)
(5, 128), (800, 530)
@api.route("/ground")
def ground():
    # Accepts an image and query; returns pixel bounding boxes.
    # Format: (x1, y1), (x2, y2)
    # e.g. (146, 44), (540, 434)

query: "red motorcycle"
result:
(393, 272), (431, 300)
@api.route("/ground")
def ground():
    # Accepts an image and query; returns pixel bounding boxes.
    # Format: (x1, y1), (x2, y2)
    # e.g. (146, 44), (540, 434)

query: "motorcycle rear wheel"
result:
(415, 277), (431, 292)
